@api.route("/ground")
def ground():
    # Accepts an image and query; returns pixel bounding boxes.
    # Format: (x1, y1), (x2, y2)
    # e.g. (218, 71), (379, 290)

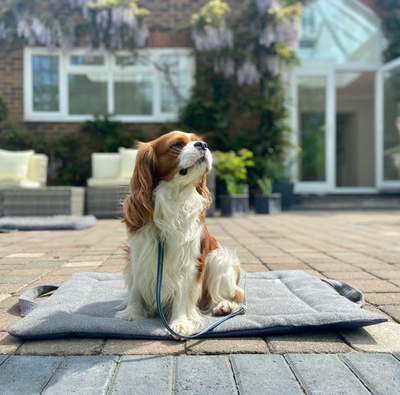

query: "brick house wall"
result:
(0, 0), (379, 139)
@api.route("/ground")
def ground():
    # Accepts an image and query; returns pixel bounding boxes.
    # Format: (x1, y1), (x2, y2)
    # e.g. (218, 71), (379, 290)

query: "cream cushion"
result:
(28, 154), (48, 184)
(0, 179), (41, 188)
(91, 153), (121, 179)
(0, 149), (34, 180)
(118, 147), (138, 179)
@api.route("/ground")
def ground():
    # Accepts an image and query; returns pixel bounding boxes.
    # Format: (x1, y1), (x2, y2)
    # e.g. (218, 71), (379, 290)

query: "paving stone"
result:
(365, 293), (400, 305)
(367, 270), (400, 280)
(343, 279), (400, 293)
(63, 261), (103, 267)
(43, 356), (118, 395)
(0, 354), (8, 366)
(186, 337), (269, 355)
(266, 262), (311, 271)
(6, 253), (45, 258)
(0, 310), (20, 331)
(380, 305), (400, 323)
(17, 339), (104, 356)
(266, 332), (352, 354)
(286, 354), (370, 395)
(340, 322), (400, 352)
(391, 279), (400, 287)
(175, 356), (236, 395)
(0, 331), (22, 354)
(0, 294), (10, 303)
(0, 284), (25, 294)
(102, 339), (184, 355)
(110, 356), (173, 395)
(240, 264), (268, 272)
(308, 262), (359, 272)
(322, 271), (377, 280)
(0, 355), (62, 395)
(342, 354), (400, 395)
(69, 255), (110, 262)
(0, 274), (42, 284)
(231, 354), (303, 395)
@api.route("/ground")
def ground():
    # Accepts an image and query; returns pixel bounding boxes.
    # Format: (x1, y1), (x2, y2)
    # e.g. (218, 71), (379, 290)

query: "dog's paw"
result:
(115, 307), (145, 321)
(212, 300), (240, 316)
(169, 318), (195, 340)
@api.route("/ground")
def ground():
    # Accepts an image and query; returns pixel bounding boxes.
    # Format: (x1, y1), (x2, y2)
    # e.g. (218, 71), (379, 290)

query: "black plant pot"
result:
(219, 194), (249, 217)
(254, 193), (282, 214)
(272, 182), (294, 210)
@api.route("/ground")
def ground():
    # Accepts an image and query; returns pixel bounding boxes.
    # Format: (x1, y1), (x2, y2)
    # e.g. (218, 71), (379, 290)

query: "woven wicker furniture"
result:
(86, 186), (130, 219)
(0, 187), (84, 217)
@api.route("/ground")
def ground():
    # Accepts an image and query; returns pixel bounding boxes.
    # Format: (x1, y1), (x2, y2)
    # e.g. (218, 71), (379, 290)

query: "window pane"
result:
(32, 55), (59, 112)
(116, 55), (150, 67)
(70, 55), (104, 66)
(297, 0), (379, 64)
(68, 74), (107, 115)
(114, 73), (153, 115)
(298, 76), (326, 182)
(383, 67), (400, 181)
(159, 55), (192, 113)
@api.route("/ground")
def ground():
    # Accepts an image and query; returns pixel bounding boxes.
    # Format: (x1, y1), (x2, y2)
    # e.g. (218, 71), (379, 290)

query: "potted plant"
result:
(214, 149), (254, 217)
(255, 177), (282, 214)
(262, 158), (294, 210)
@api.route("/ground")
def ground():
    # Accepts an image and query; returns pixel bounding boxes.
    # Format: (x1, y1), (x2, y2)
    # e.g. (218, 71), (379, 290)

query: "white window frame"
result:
(24, 47), (194, 123)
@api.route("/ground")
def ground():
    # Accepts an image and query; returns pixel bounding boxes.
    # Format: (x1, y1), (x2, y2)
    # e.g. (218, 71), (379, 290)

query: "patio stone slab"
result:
(0, 331), (22, 354)
(0, 354), (8, 366)
(285, 354), (370, 395)
(0, 294), (10, 303)
(186, 337), (269, 355)
(109, 356), (173, 395)
(266, 332), (352, 354)
(102, 339), (184, 355)
(0, 310), (20, 331)
(322, 271), (377, 280)
(365, 293), (400, 305)
(175, 356), (237, 395)
(340, 279), (400, 293)
(380, 305), (400, 323)
(0, 355), (62, 395)
(43, 356), (118, 395)
(342, 354), (400, 395)
(16, 338), (104, 356)
(367, 270), (400, 279)
(340, 322), (400, 352)
(231, 354), (303, 395)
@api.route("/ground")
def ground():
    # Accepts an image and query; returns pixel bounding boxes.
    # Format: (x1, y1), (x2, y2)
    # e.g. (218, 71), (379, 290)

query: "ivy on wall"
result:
(375, 0), (400, 61)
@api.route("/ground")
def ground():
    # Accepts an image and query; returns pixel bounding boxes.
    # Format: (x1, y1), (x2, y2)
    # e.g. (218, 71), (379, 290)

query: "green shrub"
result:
(213, 149), (254, 195)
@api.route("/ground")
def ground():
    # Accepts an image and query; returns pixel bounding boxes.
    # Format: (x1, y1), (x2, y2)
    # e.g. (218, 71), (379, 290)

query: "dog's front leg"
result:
(169, 274), (203, 339)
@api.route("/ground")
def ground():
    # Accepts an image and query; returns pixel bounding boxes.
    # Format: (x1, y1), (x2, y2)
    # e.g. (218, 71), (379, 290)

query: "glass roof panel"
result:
(297, 0), (380, 64)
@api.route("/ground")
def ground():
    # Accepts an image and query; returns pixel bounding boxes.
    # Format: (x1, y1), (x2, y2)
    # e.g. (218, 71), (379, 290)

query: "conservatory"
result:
(291, 0), (400, 194)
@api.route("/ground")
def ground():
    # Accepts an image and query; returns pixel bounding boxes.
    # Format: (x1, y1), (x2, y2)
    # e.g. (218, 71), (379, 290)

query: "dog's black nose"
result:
(194, 141), (208, 151)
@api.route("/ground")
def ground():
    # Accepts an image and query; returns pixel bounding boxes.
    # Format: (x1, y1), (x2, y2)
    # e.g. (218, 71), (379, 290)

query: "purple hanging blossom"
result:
(275, 20), (302, 49)
(237, 60), (260, 86)
(213, 57), (235, 78)
(259, 25), (275, 47)
(68, 0), (91, 20)
(192, 24), (233, 52)
(255, 0), (277, 13)
(261, 54), (280, 77)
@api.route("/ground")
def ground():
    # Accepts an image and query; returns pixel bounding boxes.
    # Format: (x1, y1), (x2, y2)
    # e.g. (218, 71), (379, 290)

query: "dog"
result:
(116, 131), (244, 337)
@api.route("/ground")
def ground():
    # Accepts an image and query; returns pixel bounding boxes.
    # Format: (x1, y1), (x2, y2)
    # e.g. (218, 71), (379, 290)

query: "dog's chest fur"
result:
(126, 183), (206, 314)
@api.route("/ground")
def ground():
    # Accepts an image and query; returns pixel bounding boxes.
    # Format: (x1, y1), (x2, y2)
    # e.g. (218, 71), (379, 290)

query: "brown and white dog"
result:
(116, 131), (243, 337)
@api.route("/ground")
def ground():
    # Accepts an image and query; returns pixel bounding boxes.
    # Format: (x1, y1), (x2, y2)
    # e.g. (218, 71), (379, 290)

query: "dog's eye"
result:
(170, 142), (185, 150)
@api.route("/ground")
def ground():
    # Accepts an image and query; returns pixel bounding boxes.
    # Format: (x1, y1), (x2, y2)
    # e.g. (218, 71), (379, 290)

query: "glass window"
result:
(32, 55), (59, 112)
(114, 73), (153, 115)
(297, 0), (380, 64)
(159, 55), (192, 113)
(70, 55), (104, 66)
(68, 73), (107, 115)
(383, 67), (400, 181)
(297, 76), (327, 182)
(116, 55), (151, 67)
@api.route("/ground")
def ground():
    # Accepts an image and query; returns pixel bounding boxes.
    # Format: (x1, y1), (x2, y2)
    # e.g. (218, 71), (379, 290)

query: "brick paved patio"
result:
(1, 211), (400, 356)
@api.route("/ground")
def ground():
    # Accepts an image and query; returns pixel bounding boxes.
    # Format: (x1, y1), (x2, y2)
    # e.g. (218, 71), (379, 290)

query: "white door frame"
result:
(376, 56), (400, 190)
(291, 68), (336, 194)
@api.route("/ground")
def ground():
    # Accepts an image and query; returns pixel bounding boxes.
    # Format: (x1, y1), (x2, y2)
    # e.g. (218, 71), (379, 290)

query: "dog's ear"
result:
(123, 142), (157, 233)
(196, 173), (211, 213)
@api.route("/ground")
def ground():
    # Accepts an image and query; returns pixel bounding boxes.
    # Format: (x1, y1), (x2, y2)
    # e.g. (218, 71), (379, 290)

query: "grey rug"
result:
(0, 215), (96, 231)
(9, 271), (387, 340)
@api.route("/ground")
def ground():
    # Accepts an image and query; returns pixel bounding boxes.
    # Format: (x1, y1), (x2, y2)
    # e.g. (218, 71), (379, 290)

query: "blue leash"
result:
(156, 240), (246, 340)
